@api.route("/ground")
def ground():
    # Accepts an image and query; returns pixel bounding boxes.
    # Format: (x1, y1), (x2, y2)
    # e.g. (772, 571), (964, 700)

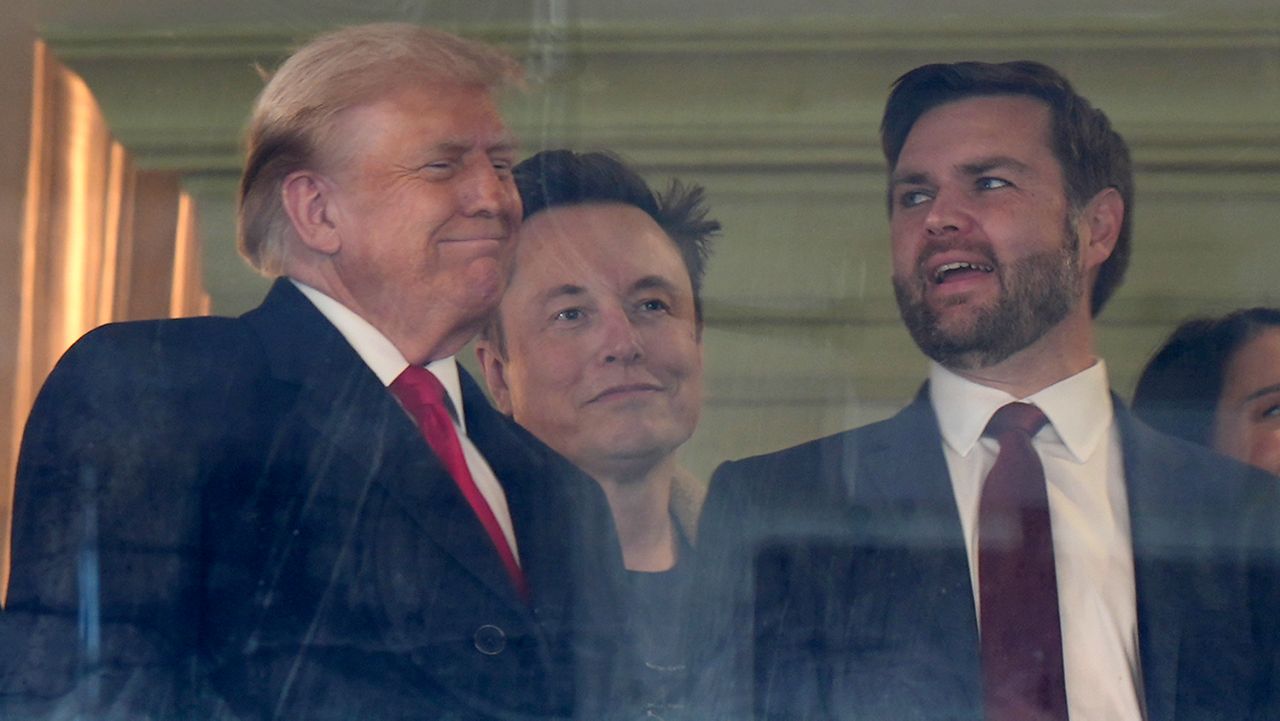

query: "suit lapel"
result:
(242, 280), (528, 612)
(851, 388), (976, 565)
(461, 371), (571, 619)
(844, 390), (984, 710)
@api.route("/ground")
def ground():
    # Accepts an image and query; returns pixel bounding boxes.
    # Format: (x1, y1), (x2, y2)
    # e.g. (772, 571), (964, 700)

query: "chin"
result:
(462, 263), (505, 308)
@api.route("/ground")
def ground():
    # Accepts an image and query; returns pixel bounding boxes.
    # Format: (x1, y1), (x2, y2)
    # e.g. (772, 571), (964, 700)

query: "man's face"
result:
(1212, 327), (1280, 476)
(480, 203), (703, 480)
(321, 83), (520, 352)
(888, 95), (1086, 370)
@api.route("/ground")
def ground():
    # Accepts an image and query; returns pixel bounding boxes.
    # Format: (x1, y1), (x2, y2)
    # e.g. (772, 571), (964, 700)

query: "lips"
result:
(588, 383), (663, 403)
(440, 236), (506, 244)
(932, 260), (995, 284)
(922, 249), (997, 286)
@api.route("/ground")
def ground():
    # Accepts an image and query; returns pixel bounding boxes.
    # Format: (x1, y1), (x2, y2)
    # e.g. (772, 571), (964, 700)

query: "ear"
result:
(1077, 186), (1124, 273)
(474, 341), (514, 415)
(280, 170), (342, 255)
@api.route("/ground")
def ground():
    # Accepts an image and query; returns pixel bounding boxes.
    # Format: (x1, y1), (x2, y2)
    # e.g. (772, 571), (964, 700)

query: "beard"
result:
(893, 223), (1083, 370)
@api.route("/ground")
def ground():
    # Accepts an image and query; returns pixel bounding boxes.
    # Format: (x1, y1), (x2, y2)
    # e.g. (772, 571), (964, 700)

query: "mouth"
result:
(441, 236), (506, 245)
(931, 260), (995, 285)
(589, 383), (664, 403)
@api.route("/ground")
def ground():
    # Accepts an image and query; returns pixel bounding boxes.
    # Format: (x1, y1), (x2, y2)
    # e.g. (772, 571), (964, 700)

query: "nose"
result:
(598, 307), (644, 365)
(923, 188), (974, 237)
(461, 162), (517, 219)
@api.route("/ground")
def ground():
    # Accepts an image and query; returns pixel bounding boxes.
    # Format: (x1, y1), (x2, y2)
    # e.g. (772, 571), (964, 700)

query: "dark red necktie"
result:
(390, 366), (529, 602)
(978, 402), (1068, 721)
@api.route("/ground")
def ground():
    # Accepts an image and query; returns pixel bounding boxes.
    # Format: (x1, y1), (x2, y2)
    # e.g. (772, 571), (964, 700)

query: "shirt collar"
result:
(930, 359), (1113, 462)
(291, 279), (468, 430)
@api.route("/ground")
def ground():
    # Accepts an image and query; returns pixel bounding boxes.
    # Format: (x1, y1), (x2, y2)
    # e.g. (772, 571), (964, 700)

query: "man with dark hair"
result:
(880, 61), (1133, 318)
(476, 149), (718, 717)
(694, 61), (1280, 720)
(2, 25), (624, 720)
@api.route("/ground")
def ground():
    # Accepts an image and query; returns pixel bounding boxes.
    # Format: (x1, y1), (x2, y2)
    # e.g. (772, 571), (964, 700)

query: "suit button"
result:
(473, 625), (506, 655)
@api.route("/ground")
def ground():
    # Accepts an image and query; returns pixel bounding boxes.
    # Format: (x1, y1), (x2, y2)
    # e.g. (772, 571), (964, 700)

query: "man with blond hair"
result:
(2, 24), (623, 720)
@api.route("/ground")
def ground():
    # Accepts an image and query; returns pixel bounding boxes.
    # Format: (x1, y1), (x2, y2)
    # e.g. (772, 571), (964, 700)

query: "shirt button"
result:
(473, 624), (506, 656)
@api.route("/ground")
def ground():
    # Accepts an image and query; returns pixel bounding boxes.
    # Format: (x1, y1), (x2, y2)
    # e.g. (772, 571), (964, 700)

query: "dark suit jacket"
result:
(1, 279), (627, 720)
(693, 389), (1280, 720)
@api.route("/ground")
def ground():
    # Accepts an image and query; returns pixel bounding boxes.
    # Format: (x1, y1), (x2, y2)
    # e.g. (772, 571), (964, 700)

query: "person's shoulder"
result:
(712, 413), (908, 487)
(65, 315), (251, 364)
(702, 426), (868, 523)
(37, 316), (263, 409)
(1120, 409), (1280, 544)
(1121, 406), (1274, 491)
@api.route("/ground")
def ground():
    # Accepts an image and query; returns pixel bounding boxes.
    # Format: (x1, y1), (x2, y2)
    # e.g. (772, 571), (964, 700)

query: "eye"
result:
(553, 307), (585, 323)
(1260, 403), (1280, 419)
(491, 157), (514, 174)
(637, 298), (670, 313)
(898, 189), (932, 209)
(419, 160), (456, 176)
(976, 176), (1011, 191)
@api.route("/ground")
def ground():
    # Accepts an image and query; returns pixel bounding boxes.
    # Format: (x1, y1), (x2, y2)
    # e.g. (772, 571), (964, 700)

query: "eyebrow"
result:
(1243, 383), (1280, 403)
(631, 275), (680, 295)
(890, 155), (1033, 188)
(889, 171), (929, 189)
(427, 137), (517, 156)
(538, 284), (586, 305)
(959, 156), (1032, 176)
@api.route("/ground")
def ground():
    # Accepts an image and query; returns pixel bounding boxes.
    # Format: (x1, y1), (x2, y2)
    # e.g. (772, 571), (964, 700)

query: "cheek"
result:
(1211, 411), (1252, 463)
(508, 344), (588, 410)
(652, 327), (702, 375)
(889, 236), (917, 275)
(1247, 427), (1280, 476)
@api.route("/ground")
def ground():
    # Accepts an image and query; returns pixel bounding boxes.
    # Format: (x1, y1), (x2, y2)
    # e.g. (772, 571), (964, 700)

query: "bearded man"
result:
(692, 61), (1280, 721)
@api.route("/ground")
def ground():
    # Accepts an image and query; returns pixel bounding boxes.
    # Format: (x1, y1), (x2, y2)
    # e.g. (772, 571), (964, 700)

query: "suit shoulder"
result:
(712, 420), (891, 488)
(49, 316), (260, 383)
(27, 316), (268, 439)
(71, 315), (250, 354)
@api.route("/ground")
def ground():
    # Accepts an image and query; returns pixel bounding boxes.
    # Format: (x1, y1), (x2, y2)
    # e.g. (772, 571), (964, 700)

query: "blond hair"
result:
(238, 23), (522, 275)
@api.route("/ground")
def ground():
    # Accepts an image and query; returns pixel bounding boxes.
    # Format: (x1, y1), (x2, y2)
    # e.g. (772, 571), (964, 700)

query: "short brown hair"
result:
(238, 23), (522, 275)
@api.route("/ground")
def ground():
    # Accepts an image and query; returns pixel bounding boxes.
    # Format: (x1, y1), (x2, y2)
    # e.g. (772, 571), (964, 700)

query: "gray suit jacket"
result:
(693, 388), (1280, 720)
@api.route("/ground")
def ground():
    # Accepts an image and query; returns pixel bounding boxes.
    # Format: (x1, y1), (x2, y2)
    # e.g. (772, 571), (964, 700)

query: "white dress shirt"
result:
(293, 280), (520, 565)
(929, 360), (1144, 720)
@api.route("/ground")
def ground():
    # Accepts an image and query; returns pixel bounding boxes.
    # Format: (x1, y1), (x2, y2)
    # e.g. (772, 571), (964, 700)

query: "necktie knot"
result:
(984, 402), (1048, 441)
(391, 365), (448, 415)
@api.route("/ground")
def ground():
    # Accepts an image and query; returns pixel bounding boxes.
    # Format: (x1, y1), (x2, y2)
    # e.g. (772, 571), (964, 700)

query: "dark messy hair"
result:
(484, 150), (720, 353)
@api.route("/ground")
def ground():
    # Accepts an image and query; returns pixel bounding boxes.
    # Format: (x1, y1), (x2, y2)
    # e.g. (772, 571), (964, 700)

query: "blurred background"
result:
(2, 2), (1278, 575)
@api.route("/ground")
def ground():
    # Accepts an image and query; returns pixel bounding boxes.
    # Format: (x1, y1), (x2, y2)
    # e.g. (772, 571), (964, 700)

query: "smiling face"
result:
(479, 203), (703, 481)
(314, 83), (521, 359)
(1212, 327), (1280, 475)
(888, 95), (1096, 372)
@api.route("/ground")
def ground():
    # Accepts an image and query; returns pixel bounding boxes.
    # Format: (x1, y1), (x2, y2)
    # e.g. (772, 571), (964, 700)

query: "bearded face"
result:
(893, 220), (1083, 370)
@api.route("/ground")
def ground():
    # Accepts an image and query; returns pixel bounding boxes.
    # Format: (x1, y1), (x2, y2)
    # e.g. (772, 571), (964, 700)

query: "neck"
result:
(591, 455), (679, 572)
(950, 312), (1097, 398)
(288, 268), (476, 365)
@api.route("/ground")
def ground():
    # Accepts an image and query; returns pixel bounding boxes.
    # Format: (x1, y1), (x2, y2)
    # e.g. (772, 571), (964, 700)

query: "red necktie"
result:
(978, 402), (1068, 721)
(390, 366), (529, 602)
